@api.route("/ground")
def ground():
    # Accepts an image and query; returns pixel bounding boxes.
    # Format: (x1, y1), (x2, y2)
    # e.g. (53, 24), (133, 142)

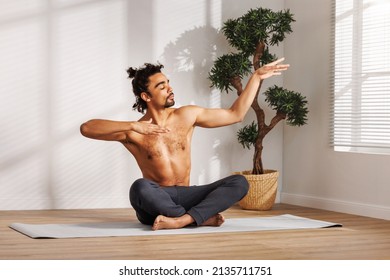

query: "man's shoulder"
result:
(170, 105), (204, 124)
(174, 105), (203, 114)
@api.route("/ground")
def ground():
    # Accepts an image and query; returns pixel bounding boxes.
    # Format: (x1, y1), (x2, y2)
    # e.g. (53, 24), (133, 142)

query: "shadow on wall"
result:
(162, 25), (229, 97)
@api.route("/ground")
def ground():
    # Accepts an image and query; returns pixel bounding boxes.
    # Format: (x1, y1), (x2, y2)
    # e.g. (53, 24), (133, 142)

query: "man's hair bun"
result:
(127, 67), (138, 79)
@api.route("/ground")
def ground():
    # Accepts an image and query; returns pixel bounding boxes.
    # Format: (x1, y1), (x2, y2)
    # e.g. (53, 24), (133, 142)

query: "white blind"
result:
(330, 0), (390, 153)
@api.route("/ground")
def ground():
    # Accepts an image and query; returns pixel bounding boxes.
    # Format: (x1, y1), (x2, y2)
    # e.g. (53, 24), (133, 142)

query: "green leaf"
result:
(237, 121), (258, 149)
(208, 53), (251, 93)
(264, 86), (309, 126)
(221, 7), (295, 52)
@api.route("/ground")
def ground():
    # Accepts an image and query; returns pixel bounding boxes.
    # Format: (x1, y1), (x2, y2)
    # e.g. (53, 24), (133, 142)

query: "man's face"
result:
(146, 73), (175, 108)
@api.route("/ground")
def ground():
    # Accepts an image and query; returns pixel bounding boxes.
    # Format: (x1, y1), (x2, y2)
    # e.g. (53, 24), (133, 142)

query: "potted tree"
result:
(209, 7), (308, 210)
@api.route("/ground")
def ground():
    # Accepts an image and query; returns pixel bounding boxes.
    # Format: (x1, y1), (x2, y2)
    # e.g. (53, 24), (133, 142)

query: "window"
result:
(331, 0), (390, 154)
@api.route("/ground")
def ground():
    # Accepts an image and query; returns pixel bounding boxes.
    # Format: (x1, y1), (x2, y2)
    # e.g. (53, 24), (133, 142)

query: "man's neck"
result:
(145, 108), (172, 126)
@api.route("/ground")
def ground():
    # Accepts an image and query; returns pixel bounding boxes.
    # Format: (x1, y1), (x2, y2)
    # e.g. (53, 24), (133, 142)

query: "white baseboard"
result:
(281, 192), (390, 220)
(0, 197), (130, 211)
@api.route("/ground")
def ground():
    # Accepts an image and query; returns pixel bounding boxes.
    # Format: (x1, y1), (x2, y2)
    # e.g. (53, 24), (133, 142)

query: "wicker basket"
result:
(235, 170), (279, 210)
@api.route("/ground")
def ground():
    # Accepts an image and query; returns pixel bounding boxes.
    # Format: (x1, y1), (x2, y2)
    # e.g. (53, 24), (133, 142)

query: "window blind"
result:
(330, 0), (390, 153)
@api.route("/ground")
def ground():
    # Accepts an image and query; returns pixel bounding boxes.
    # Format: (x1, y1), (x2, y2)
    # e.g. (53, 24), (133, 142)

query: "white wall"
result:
(4, 0), (388, 219)
(0, 0), (285, 210)
(1, 0), (132, 210)
(283, 0), (390, 220)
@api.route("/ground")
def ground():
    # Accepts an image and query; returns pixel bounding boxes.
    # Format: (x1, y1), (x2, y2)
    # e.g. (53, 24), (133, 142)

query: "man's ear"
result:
(140, 92), (151, 102)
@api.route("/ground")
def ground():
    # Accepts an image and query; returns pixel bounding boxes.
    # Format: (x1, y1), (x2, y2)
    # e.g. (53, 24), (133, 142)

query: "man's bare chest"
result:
(139, 129), (190, 160)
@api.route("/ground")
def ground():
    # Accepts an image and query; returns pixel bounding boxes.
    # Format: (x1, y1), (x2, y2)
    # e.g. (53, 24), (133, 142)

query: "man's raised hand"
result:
(255, 57), (290, 80)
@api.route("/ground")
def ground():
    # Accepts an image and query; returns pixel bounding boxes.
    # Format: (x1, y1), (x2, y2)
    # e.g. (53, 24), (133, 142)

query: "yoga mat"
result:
(9, 214), (341, 239)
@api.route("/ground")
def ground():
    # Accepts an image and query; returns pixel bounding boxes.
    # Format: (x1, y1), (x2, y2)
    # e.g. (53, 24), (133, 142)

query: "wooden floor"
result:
(1, 203), (389, 260)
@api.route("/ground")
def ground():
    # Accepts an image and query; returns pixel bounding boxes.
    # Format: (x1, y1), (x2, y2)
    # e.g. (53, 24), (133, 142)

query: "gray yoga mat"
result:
(9, 214), (342, 239)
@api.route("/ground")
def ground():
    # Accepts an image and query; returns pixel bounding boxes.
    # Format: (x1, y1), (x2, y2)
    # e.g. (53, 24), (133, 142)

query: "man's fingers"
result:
(267, 57), (285, 66)
(149, 125), (170, 134)
(274, 64), (290, 71)
(158, 127), (170, 133)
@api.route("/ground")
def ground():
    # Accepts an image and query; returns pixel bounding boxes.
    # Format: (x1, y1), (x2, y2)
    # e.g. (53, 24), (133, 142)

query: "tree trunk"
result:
(251, 41), (266, 174)
(252, 136), (264, 174)
(231, 41), (285, 175)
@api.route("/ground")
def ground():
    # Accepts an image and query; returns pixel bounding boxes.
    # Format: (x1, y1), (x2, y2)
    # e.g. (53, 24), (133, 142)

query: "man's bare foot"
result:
(152, 214), (194, 231)
(152, 213), (225, 230)
(201, 213), (225, 227)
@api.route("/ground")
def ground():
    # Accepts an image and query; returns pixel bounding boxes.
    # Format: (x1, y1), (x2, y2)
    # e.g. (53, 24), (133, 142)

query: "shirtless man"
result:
(80, 58), (289, 230)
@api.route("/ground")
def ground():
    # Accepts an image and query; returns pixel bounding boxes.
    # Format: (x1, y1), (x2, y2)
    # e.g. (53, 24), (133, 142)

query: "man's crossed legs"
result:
(129, 175), (249, 230)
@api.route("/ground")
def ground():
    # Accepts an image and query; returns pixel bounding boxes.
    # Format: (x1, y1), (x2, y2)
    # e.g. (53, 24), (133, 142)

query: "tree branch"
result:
(252, 81), (266, 130)
(251, 41), (266, 130)
(263, 111), (286, 136)
(253, 41), (266, 70)
(230, 76), (243, 96)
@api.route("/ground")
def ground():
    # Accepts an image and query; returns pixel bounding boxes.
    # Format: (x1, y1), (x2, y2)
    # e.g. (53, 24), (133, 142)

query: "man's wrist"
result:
(251, 72), (263, 82)
(128, 121), (136, 132)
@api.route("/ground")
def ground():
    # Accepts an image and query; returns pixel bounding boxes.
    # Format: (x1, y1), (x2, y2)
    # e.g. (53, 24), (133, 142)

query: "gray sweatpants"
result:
(129, 175), (249, 226)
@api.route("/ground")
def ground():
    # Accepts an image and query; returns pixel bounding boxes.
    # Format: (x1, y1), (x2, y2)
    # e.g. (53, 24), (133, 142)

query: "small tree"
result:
(209, 7), (308, 175)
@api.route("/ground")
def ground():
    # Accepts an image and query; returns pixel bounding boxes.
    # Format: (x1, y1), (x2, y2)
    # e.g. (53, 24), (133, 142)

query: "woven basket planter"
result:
(235, 170), (279, 210)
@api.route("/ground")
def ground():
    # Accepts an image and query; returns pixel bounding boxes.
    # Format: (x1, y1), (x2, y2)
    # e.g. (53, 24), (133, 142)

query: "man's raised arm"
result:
(194, 58), (289, 128)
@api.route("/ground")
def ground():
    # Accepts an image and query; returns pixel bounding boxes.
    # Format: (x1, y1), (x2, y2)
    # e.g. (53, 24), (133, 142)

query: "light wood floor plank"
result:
(1, 204), (389, 260)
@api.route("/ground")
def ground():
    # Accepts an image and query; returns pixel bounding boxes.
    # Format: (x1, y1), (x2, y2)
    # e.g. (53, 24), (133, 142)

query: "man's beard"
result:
(165, 100), (175, 108)
(165, 94), (175, 108)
